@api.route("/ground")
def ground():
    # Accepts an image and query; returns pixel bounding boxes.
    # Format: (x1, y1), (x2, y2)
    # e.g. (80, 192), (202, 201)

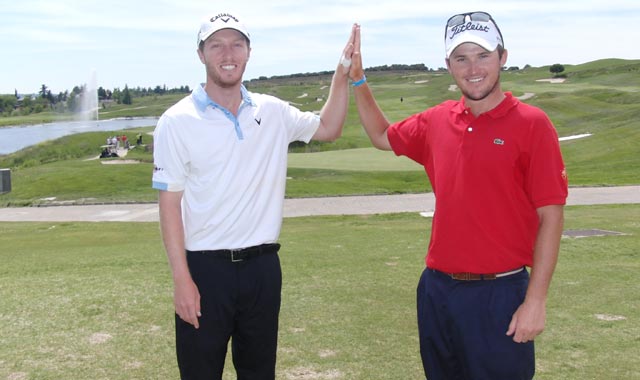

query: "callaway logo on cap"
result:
(197, 12), (251, 47)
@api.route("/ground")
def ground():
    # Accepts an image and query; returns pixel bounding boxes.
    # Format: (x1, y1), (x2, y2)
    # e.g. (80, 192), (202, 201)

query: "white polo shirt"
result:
(152, 84), (320, 250)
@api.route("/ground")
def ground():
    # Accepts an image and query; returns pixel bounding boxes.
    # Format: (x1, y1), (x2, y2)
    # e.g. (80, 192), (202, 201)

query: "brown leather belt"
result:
(445, 267), (524, 281)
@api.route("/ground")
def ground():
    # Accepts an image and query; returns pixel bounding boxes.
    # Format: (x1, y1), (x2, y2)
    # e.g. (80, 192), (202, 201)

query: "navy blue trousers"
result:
(417, 268), (535, 380)
(176, 249), (282, 380)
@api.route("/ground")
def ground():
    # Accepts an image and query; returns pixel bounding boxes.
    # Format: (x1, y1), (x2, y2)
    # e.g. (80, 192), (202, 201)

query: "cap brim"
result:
(446, 34), (500, 58)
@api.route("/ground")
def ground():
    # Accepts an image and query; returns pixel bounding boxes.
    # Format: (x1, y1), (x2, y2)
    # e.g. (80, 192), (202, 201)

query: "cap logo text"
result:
(210, 13), (239, 24)
(448, 22), (490, 40)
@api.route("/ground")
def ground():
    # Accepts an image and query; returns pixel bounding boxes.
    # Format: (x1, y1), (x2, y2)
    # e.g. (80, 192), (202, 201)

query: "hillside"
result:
(0, 59), (638, 206)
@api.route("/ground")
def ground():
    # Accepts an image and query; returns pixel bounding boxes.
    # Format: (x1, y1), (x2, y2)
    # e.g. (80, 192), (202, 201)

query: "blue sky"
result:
(2, 0), (639, 95)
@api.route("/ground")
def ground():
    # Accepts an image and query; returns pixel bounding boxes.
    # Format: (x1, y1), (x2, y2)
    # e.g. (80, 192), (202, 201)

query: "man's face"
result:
(446, 42), (507, 102)
(198, 28), (251, 88)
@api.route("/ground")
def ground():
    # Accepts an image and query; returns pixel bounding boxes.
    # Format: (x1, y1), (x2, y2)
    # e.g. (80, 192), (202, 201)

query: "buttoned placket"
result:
(195, 84), (255, 141)
(208, 100), (253, 140)
(458, 109), (479, 162)
(462, 109), (475, 136)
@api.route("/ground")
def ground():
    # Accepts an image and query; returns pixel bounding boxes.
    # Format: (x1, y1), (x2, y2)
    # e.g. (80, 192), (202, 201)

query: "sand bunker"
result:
(518, 93), (535, 100)
(558, 133), (592, 142)
(101, 160), (140, 165)
(536, 78), (566, 83)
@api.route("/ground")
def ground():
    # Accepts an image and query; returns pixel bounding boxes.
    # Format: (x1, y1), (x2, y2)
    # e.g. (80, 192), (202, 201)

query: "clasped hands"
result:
(338, 24), (365, 84)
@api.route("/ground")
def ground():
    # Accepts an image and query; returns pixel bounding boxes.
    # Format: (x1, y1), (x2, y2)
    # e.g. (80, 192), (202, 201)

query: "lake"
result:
(0, 117), (159, 155)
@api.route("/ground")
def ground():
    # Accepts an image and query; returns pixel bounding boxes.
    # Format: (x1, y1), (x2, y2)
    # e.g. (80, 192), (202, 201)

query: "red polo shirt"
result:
(388, 93), (568, 273)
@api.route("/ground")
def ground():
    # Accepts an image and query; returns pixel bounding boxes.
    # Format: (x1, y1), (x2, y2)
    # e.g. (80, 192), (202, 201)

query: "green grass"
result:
(1, 205), (638, 379)
(289, 148), (418, 171)
(1, 59), (639, 206)
(1, 59), (638, 379)
(286, 167), (430, 197)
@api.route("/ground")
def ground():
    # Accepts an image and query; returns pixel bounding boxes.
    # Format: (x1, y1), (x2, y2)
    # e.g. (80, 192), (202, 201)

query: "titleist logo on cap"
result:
(210, 13), (240, 23)
(448, 22), (491, 40)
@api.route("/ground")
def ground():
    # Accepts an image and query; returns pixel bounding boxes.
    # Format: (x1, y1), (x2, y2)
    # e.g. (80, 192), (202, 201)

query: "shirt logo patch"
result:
(493, 138), (505, 145)
(255, 117), (262, 125)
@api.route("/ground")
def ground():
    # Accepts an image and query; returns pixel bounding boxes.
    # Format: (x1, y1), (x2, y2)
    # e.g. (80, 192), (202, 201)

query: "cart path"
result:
(0, 186), (638, 223)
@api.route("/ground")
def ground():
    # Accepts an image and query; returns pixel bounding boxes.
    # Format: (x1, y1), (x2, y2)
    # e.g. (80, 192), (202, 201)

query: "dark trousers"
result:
(176, 249), (282, 380)
(417, 268), (534, 380)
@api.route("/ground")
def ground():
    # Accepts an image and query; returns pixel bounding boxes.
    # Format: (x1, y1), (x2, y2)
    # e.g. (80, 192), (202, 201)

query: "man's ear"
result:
(197, 48), (205, 64)
(500, 49), (509, 67)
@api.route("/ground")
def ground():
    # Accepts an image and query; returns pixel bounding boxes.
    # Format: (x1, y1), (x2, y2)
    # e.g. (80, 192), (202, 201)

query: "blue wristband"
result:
(352, 75), (367, 87)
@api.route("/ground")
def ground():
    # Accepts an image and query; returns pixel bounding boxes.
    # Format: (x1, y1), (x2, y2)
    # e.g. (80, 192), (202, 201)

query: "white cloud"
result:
(1, 0), (639, 94)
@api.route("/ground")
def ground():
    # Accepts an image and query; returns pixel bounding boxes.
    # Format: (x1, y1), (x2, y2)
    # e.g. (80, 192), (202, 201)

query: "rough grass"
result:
(1, 205), (638, 379)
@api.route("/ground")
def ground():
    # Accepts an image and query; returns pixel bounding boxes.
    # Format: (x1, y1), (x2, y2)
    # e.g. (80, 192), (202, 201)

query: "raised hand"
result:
(339, 23), (358, 75)
(348, 24), (364, 82)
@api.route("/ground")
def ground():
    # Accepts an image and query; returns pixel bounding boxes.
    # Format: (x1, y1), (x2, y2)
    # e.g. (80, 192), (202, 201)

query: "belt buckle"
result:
(230, 249), (244, 262)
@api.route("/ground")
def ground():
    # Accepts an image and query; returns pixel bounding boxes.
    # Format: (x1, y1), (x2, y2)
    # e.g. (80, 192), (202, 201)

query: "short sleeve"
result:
(388, 111), (429, 165)
(525, 114), (568, 208)
(152, 114), (188, 192)
(283, 102), (320, 144)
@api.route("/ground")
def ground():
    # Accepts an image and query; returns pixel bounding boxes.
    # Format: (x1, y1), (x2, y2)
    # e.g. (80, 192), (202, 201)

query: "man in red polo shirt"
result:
(346, 12), (567, 380)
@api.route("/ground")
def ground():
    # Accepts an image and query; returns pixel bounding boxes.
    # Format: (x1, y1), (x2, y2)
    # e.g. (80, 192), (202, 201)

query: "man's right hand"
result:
(348, 24), (364, 82)
(174, 277), (202, 329)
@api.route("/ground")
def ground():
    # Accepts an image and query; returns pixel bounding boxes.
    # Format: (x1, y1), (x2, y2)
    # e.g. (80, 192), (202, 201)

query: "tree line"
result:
(2, 63), (561, 118)
(1, 84), (191, 118)
(246, 63), (532, 85)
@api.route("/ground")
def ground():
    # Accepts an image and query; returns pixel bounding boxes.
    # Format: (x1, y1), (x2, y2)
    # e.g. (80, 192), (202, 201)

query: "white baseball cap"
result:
(197, 12), (250, 47)
(445, 11), (503, 58)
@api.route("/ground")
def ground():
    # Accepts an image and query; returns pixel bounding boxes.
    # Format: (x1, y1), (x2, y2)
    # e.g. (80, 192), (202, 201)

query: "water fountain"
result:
(77, 69), (99, 125)
(0, 68), (158, 155)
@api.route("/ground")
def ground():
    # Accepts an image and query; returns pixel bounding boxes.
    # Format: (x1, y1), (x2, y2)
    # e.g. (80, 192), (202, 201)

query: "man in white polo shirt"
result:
(152, 11), (357, 380)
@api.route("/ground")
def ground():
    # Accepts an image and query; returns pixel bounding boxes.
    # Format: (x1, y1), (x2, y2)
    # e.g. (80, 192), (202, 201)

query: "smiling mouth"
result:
(468, 77), (484, 83)
(221, 65), (236, 71)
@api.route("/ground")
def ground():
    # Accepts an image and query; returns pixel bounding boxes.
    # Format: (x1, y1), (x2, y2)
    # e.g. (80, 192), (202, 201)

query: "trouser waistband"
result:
(187, 243), (280, 263)
(432, 267), (525, 281)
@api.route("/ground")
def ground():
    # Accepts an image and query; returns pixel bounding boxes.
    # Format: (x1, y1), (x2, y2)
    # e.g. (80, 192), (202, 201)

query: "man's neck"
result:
(465, 90), (506, 117)
(205, 82), (243, 116)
